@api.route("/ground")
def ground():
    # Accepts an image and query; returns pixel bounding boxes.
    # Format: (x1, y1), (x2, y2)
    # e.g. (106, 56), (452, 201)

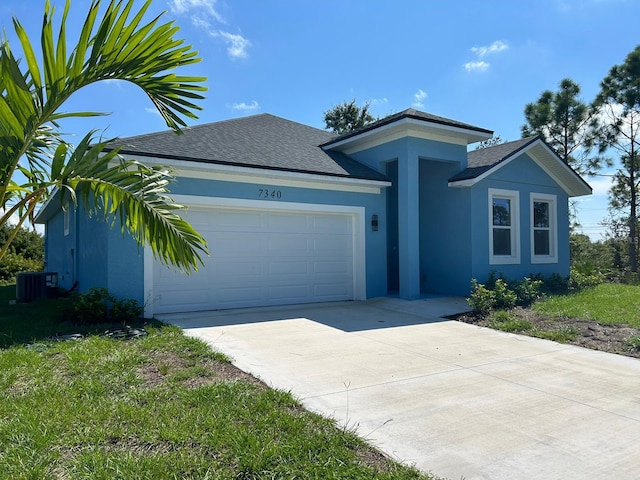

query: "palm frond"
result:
(0, 0), (208, 271)
(55, 133), (207, 273)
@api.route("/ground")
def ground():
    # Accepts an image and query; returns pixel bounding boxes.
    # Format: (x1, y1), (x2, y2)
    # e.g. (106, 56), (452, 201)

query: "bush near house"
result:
(467, 269), (606, 316)
(67, 288), (144, 324)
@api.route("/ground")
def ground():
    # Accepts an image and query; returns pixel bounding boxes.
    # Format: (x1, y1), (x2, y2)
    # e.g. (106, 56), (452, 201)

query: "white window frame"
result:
(63, 202), (70, 236)
(488, 188), (520, 265)
(530, 193), (558, 264)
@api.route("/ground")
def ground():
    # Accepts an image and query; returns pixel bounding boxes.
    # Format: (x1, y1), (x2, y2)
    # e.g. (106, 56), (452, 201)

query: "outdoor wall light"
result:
(371, 214), (379, 231)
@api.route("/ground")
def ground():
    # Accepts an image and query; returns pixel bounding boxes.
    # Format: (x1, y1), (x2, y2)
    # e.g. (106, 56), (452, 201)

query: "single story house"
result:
(35, 109), (591, 316)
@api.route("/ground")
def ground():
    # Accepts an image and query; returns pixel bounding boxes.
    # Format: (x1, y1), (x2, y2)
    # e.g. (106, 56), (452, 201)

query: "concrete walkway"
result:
(160, 298), (640, 480)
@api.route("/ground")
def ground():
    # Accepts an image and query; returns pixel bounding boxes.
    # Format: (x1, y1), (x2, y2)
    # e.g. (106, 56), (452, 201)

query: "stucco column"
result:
(397, 153), (420, 299)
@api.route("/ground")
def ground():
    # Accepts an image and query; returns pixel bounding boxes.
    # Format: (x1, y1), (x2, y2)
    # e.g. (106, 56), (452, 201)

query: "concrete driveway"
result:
(160, 297), (640, 480)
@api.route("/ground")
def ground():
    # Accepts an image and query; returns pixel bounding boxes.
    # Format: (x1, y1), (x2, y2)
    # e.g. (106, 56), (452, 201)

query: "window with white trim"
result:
(530, 193), (557, 263)
(489, 189), (520, 264)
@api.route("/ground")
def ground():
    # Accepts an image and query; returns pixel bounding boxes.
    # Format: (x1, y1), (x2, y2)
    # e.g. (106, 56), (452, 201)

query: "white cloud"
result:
(1, 208), (20, 226)
(464, 40), (508, 73)
(231, 100), (260, 112)
(213, 31), (251, 59)
(103, 79), (123, 88)
(169, 0), (251, 59)
(168, 0), (225, 23)
(412, 89), (427, 108)
(463, 61), (490, 73)
(190, 15), (211, 29)
(587, 176), (614, 196)
(471, 40), (509, 57)
(369, 97), (388, 106)
(145, 107), (162, 117)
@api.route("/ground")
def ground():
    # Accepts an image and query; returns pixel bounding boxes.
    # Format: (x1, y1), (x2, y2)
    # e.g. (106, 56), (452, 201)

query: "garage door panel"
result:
(268, 284), (311, 300)
(268, 237), (310, 254)
(153, 206), (357, 313)
(267, 213), (309, 231)
(217, 286), (265, 303)
(156, 288), (211, 308)
(215, 236), (263, 254)
(213, 260), (262, 277)
(216, 210), (263, 229)
(313, 215), (352, 233)
(314, 283), (352, 297)
(313, 237), (352, 253)
(269, 261), (309, 275)
(313, 261), (351, 274)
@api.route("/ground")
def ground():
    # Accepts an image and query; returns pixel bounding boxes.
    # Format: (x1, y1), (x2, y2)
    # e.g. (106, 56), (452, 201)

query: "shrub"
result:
(493, 279), (517, 310)
(515, 277), (543, 306)
(0, 253), (43, 282)
(468, 279), (496, 316)
(68, 288), (142, 324)
(110, 298), (144, 323)
(533, 272), (569, 295)
(569, 267), (605, 291)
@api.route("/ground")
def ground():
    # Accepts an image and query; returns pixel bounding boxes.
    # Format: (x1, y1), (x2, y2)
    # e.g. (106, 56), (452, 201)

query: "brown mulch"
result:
(455, 307), (640, 359)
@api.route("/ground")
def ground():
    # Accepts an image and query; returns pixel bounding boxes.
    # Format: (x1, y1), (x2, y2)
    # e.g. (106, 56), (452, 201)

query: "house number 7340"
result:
(258, 189), (282, 199)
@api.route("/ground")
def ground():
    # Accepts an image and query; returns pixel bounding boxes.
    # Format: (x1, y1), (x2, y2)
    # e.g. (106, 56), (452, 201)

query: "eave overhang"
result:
(448, 139), (592, 197)
(322, 117), (493, 155)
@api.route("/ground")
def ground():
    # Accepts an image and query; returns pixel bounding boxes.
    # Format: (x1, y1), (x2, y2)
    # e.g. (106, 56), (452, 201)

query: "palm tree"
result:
(0, 0), (208, 273)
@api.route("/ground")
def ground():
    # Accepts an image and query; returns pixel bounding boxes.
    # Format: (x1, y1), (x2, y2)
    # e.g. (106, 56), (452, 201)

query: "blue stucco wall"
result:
(348, 137), (467, 173)
(105, 223), (145, 304)
(349, 137), (469, 298)
(44, 203), (76, 290)
(419, 159), (473, 295)
(76, 201), (109, 294)
(470, 153), (570, 285)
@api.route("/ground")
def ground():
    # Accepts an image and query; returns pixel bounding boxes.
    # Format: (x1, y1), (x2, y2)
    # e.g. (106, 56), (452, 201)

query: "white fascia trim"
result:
(34, 188), (58, 224)
(488, 188), (521, 265)
(338, 125), (470, 156)
(448, 139), (592, 197)
(143, 196), (367, 317)
(530, 192), (558, 264)
(324, 117), (492, 153)
(119, 154), (390, 194)
(527, 143), (592, 197)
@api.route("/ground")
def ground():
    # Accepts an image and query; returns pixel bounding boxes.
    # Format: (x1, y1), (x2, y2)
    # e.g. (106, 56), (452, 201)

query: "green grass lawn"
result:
(533, 283), (640, 327)
(0, 286), (434, 479)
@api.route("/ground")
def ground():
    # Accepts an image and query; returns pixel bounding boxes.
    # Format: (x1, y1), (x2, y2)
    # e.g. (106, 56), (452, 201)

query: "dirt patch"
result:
(455, 307), (640, 359)
(138, 351), (266, 389)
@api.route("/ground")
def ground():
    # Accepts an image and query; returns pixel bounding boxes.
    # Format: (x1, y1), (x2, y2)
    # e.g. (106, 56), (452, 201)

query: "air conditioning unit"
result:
(16, 272), (58, 302)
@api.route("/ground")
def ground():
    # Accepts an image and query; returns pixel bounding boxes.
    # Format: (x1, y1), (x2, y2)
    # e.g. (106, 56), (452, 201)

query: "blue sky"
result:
(3, 0), (640, 239)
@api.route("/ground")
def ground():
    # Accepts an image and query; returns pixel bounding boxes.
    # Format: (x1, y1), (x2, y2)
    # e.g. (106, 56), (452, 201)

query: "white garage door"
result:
(153, 206), (356, 313)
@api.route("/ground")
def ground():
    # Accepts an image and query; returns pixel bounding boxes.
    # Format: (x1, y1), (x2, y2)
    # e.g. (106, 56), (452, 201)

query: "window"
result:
(63, 202), (70, 236)
(489, 189), (520, 264)
(531, 193), (557, 263)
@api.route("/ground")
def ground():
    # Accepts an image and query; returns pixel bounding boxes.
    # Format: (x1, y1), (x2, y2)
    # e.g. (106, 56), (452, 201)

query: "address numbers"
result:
(258, 189), (282, 199)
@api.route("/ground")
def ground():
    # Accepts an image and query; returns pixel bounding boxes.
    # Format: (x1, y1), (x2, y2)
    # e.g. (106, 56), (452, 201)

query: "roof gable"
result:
(449, 137), (592, 197)
(105, 113), (387, 182)
(322, 108), (493, 153)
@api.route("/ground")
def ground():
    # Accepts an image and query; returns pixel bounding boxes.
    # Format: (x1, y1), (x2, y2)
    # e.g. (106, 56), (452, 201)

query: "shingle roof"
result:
(105, 113), (388, 182)
(321, 108), (493, 147)
(449, 136), (539, 182)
